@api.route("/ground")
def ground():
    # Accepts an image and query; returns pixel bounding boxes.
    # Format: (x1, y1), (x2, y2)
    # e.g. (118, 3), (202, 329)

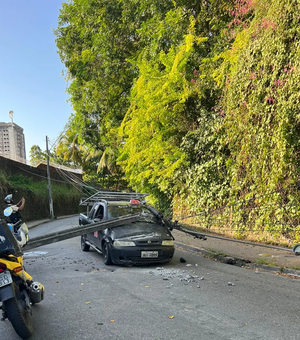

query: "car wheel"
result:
(103, 241), (113, 265)
(81, 235), (90, 251)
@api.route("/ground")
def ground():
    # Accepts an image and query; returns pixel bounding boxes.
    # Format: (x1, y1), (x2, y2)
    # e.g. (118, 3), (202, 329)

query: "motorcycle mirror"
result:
(4, 206), (13, 217)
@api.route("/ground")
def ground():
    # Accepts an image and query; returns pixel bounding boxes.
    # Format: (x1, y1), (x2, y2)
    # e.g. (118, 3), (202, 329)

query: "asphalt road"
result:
(1, 217), (300, 340)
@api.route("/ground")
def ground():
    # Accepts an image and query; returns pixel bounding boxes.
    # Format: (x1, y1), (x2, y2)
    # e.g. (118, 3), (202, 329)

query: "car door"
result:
(91, 204), (104, 248)
(86, 205), (97, 244)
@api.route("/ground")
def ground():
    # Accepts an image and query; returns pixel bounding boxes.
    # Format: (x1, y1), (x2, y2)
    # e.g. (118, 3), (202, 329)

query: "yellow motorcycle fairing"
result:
(0, 255), (33, 282)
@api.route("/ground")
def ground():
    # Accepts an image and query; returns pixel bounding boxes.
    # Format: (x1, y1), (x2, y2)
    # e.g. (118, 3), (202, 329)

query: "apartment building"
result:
(0, 122), (26, 161)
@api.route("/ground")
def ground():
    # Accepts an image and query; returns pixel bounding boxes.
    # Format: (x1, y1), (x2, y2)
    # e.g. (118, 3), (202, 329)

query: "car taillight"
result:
(0, 263), (7, 273)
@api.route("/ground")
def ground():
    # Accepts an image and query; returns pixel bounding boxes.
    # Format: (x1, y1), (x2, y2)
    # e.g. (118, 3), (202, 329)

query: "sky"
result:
(0, 1), (72, 159)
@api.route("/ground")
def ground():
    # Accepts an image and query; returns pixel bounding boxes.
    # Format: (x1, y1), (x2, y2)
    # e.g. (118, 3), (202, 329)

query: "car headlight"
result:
(162, 240), (174, 246)
(114, 240), (135, 247)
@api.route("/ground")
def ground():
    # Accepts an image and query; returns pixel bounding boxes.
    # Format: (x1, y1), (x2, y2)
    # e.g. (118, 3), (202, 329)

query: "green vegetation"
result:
(51, 0), (300, 244)
(255, 258), (276, 267)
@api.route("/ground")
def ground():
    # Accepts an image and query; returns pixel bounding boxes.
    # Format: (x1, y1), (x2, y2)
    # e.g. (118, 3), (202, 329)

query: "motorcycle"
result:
(0, 204), (44, 339)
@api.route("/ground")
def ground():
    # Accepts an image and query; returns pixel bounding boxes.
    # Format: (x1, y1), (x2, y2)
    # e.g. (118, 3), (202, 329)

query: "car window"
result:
(88, 207), (96, 219)
(107, 205), (143, 219)
(95, 205), (104, 219)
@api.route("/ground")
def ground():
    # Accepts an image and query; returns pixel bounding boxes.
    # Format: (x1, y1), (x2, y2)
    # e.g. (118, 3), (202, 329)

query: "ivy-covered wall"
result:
(175, 0), (300, 245)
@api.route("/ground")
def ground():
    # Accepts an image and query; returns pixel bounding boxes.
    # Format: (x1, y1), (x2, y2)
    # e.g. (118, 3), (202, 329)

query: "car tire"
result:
(103, 241), (113, 265)
(81, 235), (90, 251)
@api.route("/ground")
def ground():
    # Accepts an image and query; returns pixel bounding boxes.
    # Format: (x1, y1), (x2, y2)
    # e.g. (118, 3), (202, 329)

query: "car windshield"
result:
(107, 205), (143, 219)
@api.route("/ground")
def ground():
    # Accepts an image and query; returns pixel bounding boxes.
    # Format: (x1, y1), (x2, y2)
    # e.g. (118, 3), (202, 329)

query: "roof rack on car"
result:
(79, 191), (149, 206)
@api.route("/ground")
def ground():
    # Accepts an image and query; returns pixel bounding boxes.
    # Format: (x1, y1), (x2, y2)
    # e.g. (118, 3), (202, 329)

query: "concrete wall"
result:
(0, 155), (82, 182)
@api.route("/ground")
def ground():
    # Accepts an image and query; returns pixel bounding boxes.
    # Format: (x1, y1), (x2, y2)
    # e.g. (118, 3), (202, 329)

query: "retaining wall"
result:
(0, 156), (82, 221)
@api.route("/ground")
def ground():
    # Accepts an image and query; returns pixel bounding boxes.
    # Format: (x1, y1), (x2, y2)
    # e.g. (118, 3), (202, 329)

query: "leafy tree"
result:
(119, 17), (204, 194)
(119, 1), (234, 205)
(55, 0), (235, 201)
(55, 115), (99, 170)
(29, 145), (47, 164)
(55, 0), (142, 138)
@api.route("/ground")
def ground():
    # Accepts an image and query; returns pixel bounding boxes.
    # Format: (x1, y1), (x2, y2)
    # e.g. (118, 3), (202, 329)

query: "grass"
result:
(5, 173), (80, 198)
(255, 258), (276, 267)
(208, 250), (229, 257)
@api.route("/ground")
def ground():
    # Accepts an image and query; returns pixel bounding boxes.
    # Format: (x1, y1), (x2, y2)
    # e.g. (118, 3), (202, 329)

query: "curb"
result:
(174, 241), (300, 278)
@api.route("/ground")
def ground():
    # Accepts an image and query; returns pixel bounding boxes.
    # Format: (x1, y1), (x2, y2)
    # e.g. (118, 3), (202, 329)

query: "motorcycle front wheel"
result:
(3, 289), (33, 339)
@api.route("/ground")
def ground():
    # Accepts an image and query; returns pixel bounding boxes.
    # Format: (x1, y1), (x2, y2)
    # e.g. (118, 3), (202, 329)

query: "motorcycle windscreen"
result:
(0, 219), (23, 257)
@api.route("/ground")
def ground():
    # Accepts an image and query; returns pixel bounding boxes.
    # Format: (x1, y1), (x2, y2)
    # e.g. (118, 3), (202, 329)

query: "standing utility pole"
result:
(46, 136), (54, 219)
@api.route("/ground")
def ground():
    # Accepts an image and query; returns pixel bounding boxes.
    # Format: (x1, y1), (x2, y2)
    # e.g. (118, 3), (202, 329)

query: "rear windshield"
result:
(107, 205), (143, 219)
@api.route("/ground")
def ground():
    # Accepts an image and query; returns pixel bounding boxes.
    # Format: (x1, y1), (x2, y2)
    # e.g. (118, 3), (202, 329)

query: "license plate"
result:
(141, 251), (158, 258)
(0, 271), (12, 288)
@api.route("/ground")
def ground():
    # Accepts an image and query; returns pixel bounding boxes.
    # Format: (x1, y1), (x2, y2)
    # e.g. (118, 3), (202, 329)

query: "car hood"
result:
(111, 221), (173, 241)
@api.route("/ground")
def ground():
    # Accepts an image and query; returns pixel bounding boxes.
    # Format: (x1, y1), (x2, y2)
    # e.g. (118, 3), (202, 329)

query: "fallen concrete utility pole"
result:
(24, 214), (140, 250)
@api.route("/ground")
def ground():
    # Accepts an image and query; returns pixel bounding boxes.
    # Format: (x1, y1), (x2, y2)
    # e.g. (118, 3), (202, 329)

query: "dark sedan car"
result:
(79, 200), (175, 265)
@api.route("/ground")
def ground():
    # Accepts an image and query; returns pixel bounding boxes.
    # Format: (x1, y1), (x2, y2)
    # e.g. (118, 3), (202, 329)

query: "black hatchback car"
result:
(79, 199), (175, 265)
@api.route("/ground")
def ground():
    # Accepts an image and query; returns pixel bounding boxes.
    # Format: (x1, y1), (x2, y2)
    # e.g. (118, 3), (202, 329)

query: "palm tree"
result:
(56, 127), (84, 167)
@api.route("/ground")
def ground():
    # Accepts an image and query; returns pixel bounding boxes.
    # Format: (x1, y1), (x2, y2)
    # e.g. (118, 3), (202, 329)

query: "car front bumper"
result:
(109, 245), (175, 265)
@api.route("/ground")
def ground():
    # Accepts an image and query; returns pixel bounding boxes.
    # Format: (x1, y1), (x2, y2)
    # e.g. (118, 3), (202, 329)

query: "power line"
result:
(16, 165), (71, 183)
(55, 167), (98, 196)
(47, 127), (68, 152)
